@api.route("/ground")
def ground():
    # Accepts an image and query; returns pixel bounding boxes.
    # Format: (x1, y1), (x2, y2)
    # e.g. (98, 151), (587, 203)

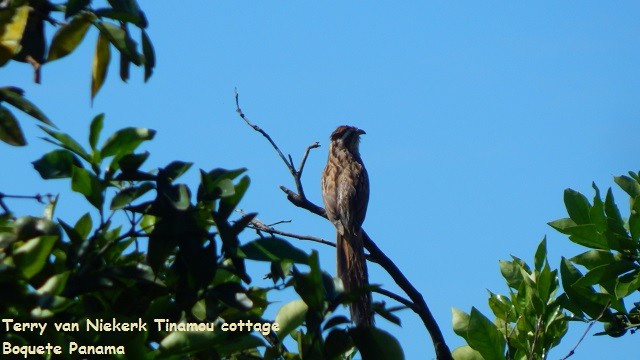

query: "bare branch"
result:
(299, 142), (321, 178)
(267, 219), (292, 227)
(235, 91), (321, 199)
(560, 302), (611, 360)
(362, 229), (452, 360)
(296, 142), (320, 197)
(234, 89), (294, 171)
(0, 192), (56, 214)
(0, 198), (8, 214)
(238, 210), (336, 248)
(235, 94), (453, 360)
(280, 185), (326, 217)
(374, 288), (418, 312)
(288, 154), (294, 170)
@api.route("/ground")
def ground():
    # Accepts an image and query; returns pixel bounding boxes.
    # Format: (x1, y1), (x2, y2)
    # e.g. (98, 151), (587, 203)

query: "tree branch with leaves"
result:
(235, 91), (454, 360)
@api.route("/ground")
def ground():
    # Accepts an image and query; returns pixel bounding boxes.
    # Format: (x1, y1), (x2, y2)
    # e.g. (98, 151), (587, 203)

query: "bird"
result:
(321, 125), (374, 326)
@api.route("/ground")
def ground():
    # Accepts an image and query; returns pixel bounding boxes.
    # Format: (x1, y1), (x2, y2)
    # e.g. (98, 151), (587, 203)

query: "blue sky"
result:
(4, 1), (640, 358)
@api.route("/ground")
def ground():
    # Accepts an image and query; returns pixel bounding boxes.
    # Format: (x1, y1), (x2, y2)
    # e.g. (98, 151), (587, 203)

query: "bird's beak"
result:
(357, 129), (366, 135)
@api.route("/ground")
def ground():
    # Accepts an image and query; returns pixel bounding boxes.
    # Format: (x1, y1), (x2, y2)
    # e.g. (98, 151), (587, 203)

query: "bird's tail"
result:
(337, 230), (374, 326)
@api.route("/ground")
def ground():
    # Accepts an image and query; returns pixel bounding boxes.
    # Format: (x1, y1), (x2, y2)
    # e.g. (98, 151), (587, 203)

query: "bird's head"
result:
(330, 125), (366, 154)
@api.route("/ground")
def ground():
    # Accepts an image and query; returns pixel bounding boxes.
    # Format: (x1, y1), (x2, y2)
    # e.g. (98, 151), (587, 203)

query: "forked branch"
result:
(234, 92), (453, 360)
(234, 89), (319, 198)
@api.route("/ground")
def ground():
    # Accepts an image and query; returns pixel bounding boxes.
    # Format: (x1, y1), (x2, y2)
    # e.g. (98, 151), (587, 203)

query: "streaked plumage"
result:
(321, 125), (373, 326)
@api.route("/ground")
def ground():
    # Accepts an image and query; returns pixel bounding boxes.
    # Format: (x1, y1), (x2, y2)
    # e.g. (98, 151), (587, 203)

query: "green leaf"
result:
(38, 125), (90, 161)
(141, 29), (154, 81)
(564, 224), (608, 250)
(0, 105), (26, 146)
(120, 50), (130, 82)
(71, 166), (104, 209)
(0, 6), (30, 66)
(275, 300), (308, 340)
(466, 308), (506, 360)
(549, 219), (608, 249)
(101, 127), (155, 158)
(118, 151), (149, 172)
(65, 0), (91, 18)
(324, 328), (353, 358)
(452, 308), (472, 339)
(555, 293), (584, 320)
(570, 250), (617, 270)
(32, 149), (83, 179)
(43, 195), (59, 221)
(560, 257), (613, 320)
(36, 271), (70, 296)
(160, 161), (193, 182)
(213, 334), (265, 357)
(499, 260), (522, 289)
(488, 292), (515, 322)
(614, 175), (640, 198)
(148, 218), (179, 273)
(564, 188), (591, 225)
(292, 251), (324, 310)
(13, 235), (58, 279)
(349, 327), (405, 360)
(590, 182), (606, 232)
(615, 270), (640, 298)
(0, 87), (55, 127)
(75, 212), (93, 239)
(47, 13), (92, 62)
(158, 331), (264, 358)
(89, 113), (105, 152)
(95, 21), (141, 65)
(211, 282), (253, 311)
(197, 168), (247, 202)
(452, 346), (485, 360)
(91, 33), (111, 100)
(572, 261), (637, 288)
(604, 232), (636, 253)
(230, 212), (257, 236)
(629, 198), (640, 242)
(94, 8), (146, 27)
(13, 5), (46, 65)
(97, 1), (147, 27)
(547, 218), (577, 234)
(110, 182), (154, 210)
(537, 263), (555, 304)
(534, 236), (547, 272)
(164, 184), (191, 211)
(240, 238), (309, 264)
(604, 188), (627, 235)
(218, 175), (250, 219)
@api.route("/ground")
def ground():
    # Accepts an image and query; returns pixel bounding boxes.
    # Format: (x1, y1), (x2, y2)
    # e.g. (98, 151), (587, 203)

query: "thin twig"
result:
(0, 192), (54, 203)
(528, 317), (542, 360)
(237, 209), (335, 247)
(0, 192), (56, 214)
(0, 198), (9, 214)
(296, 142), (321, 198)
(267, 219), (292, 227)
(374, 288), (418, 312)
(560, 302), (611, 360)
(386, 305), (409, 312)
(235, 89), (320, 198)
(234, 89), (294, 171)
(299, 142), (320, 179)
(234, 93), (453, 360)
